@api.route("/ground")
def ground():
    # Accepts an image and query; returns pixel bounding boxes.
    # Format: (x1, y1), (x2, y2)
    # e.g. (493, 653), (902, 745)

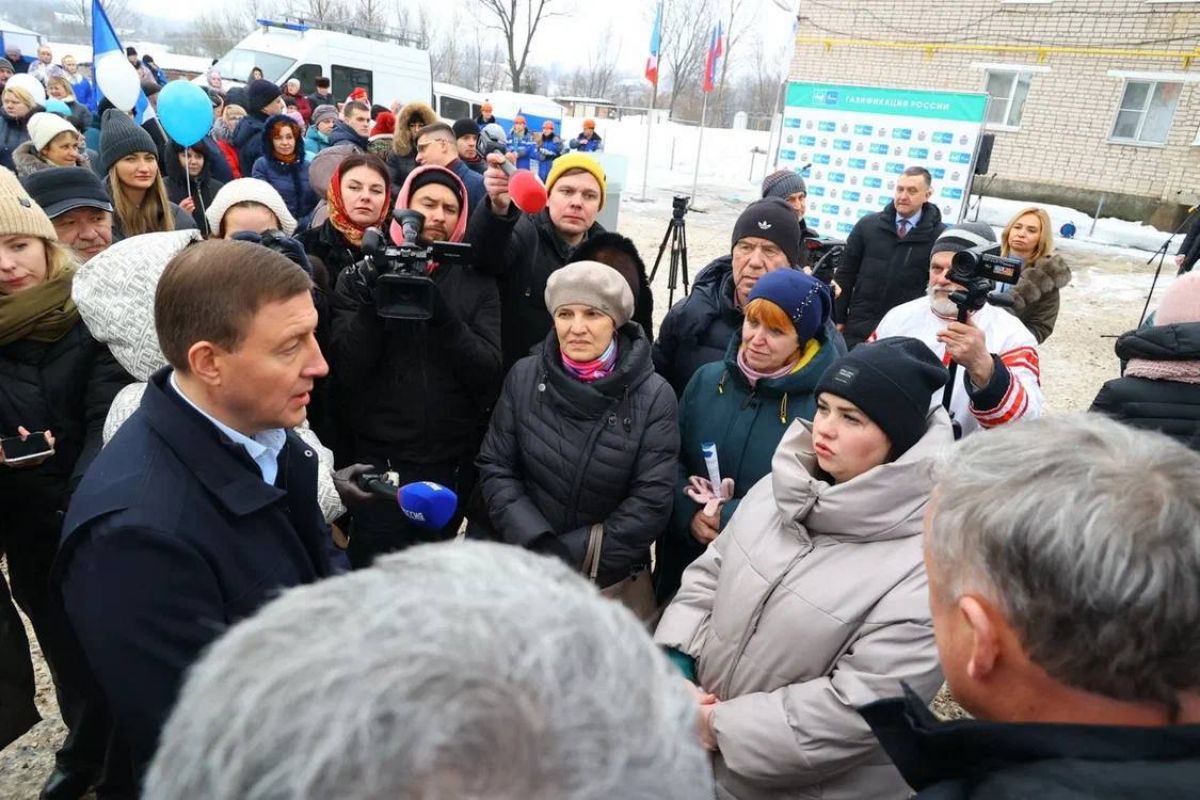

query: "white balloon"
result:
(94, 51), (142, 111)
(5, 73), (46, 105)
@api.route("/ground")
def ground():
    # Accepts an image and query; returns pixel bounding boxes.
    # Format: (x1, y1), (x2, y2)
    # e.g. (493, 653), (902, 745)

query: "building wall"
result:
(789, 0), (1200, 224)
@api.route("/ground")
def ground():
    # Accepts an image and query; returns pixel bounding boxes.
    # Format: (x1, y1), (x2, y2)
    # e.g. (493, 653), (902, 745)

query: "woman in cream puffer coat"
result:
(655, 337), (952, 800)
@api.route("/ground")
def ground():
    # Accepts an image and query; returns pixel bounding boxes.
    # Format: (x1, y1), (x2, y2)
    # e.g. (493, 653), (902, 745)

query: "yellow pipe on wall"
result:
(798, 36), (1200, 68)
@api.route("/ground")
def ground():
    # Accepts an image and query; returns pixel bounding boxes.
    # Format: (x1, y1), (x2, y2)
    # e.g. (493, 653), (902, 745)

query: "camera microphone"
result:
(392, 209), (425, 245)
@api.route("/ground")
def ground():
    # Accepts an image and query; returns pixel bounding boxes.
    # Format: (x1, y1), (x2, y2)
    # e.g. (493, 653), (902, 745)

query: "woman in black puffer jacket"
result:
(477, 260), (679, 589)
(0, 168), (132, 791)
(1091, 272), (1200, 451)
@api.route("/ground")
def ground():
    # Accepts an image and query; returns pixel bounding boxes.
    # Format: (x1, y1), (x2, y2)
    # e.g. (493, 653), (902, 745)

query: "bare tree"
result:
(394, 2), (435, 49)
(294, 0), (350, 23)
(63, 0), (137, 30)
(474, 0), (565, 93)
(350, 0), (388, 30)
(659, 0), (712, 117)
(714, 0), (747, 120)
(576, 23), (619, 98)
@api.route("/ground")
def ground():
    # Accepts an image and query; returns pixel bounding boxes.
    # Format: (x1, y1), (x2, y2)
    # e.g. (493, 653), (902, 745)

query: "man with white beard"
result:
(871, 222), (1042, 436)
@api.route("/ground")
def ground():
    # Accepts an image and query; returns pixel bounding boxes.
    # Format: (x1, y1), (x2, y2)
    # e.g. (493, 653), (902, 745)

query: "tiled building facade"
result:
(789, 0), (1200, 226)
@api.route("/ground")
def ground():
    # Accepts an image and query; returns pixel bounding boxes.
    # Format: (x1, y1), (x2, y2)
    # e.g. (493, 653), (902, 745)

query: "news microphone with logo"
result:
(397, 481), (459, 530)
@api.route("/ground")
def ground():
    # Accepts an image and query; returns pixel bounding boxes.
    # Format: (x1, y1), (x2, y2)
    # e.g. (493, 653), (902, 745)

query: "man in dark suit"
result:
(833, 166), (946, 348)
(56, 240), (340, 782)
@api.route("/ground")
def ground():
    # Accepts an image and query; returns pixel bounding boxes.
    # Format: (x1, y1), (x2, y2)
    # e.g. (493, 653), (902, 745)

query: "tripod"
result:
(1139, 204), (1199, 328)
(650, 196), (692, 307)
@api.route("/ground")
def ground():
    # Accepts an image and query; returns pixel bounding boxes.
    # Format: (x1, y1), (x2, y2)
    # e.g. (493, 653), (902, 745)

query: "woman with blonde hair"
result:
(1000, 205), (1071, 343)
(1, 80), (42, 172)
(98, 109), (194, 240)
(45, 73), (92, 131)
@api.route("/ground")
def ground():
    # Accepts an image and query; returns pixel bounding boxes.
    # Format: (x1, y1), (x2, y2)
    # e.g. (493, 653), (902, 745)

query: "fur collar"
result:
(1011, 253), (1071, 313)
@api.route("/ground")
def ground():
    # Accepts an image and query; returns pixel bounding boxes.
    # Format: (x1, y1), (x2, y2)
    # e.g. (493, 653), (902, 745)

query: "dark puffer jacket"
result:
(1090, 321), (1200, 451)
(654, 331), (841, 602)
(0, 109), (33, 172)
(467, 204), (605, 370)
(476, 326), (679, 587)
(329, 262), (502, 465)
(231, 111), (268, 178)
(327, 120), (368, 151)
(653, 257), (846, 397)
(0, 320), (132, 509)
(1007, 252), (1071, 344)
(164, 140), (224, 236)
(251, 114), (314, 221)
(834, 201), (945, 347)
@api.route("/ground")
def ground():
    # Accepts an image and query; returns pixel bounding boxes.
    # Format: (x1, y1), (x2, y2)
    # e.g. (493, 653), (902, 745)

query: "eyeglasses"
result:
(416, 138), (451, 153)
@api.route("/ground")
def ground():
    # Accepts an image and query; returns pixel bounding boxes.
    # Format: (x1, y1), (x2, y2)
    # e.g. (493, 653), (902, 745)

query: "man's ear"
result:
(186, 341), (224, 387)
(958, 595), (1001, 681)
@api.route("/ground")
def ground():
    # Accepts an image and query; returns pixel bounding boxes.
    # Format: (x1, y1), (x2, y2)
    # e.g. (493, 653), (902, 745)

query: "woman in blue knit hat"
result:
(654, 268), (837, 603)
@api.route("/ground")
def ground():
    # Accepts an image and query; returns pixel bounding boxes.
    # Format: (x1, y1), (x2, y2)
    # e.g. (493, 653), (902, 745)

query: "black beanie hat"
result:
(453, 118), (481, 139)
(732, 198), (802, 267)
(571, 231), (647, 302)
(247, 79), (281, 114)
(407, 167), (466, 215)
(816, 336), (948, 457)
(99, 108), (157, 175)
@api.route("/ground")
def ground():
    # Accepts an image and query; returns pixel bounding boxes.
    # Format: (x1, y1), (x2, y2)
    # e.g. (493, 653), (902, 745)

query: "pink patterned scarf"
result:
(562, 339), (618, 382)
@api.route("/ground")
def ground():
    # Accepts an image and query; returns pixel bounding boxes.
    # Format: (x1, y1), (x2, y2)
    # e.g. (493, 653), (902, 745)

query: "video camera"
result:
(359, 209), (472, 320)
(946, 244), (1023, 317)
(672, 195), (689, 221)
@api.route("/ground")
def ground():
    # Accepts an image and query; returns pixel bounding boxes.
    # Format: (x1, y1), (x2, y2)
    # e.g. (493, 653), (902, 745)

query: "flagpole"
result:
(689, 91), (709, 204)
(640, 89), (655, 202)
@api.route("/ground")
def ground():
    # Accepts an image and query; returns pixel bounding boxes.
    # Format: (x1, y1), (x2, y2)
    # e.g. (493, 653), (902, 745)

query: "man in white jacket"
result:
(871, 222), (1042, 436)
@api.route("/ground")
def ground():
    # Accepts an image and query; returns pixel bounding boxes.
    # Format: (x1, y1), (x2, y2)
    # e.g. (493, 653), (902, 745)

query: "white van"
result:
(433, 82), (483, 122)
(207, 18), (432, 106)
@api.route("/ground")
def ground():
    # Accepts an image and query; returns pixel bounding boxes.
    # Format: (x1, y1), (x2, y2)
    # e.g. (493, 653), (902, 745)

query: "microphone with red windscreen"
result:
(479, 123), (547, 215)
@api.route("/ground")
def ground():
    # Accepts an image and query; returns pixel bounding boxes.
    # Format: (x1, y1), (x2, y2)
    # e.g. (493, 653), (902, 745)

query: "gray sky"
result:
(131, 0), (796, 79)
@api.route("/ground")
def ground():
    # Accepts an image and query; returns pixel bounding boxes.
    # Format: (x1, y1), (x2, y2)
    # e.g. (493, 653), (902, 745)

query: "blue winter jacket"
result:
(507, 127), (536, 171)
(568, 132), (603, 152)
(231, 112), (268, 177)
(250, 114), (316, 221)
(304, 126), (330, 158)
(449, 158), (486, 219)
(0, 111), (30, 172)
(68, 75), (97, 113)
(536, 134), (563, 181)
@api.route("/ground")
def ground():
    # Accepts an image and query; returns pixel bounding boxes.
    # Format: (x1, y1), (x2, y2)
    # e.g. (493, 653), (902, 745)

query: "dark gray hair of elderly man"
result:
(144, 542), (715, 800)
(923, 413), (1200, 723)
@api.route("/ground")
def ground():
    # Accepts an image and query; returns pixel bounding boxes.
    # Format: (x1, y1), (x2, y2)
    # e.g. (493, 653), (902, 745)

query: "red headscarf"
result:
(327, 159), (391, 247)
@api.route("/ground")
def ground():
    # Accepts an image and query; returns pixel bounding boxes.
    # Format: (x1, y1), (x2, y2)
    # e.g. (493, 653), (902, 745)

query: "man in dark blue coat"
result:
(414, 122), (486, 221)
(56, 240), (340, 783)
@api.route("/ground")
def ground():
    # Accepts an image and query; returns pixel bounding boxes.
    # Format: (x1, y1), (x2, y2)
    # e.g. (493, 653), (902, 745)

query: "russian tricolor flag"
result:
(702, 21), (724, 94)
(646, 1), (663, 86)
(92, 0), (155, 123)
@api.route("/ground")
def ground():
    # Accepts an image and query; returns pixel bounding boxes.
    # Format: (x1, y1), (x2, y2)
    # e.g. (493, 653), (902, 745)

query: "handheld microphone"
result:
(485, 154), (548, 214)
(397, 481), (459, 530)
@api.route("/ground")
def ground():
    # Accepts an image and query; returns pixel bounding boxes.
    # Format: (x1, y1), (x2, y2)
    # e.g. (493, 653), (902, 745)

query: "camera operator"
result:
(471, 150), (609, 370)
(871, 223), (1042, 436)
(329, 165), (501, 567)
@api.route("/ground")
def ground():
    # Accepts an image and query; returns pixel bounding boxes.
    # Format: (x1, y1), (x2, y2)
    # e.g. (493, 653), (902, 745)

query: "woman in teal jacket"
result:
(655, 268), (835, 603)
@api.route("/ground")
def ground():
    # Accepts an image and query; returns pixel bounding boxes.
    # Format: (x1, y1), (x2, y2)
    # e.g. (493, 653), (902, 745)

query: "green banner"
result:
(786, 82), (987, 122)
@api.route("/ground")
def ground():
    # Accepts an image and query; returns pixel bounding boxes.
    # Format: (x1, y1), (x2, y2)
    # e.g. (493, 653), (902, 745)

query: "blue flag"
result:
(91, 0), (154, 124)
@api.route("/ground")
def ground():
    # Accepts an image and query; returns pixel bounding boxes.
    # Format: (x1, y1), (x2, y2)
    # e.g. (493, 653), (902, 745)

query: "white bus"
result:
(208, 18), (432, 106)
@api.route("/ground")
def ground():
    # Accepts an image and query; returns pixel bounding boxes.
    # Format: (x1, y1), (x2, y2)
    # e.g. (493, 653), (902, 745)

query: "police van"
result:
(207, 18), (432, 105)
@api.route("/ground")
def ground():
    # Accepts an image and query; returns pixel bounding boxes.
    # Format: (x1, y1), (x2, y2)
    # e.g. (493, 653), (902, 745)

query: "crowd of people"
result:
(0, 55), (1197, 800)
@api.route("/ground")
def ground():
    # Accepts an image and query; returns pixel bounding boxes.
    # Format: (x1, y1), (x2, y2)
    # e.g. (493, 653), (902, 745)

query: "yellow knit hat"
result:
(545, 153), (607, 210)
(0, 167), (58, 241)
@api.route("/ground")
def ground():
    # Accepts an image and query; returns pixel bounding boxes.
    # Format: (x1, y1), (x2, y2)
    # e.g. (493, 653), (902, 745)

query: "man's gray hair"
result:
(927, 414), (1200, 711)
(144, 542), (713, 800)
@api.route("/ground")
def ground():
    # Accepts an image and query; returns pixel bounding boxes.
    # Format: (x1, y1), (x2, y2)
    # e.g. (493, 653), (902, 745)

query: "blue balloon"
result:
(157, 80), (214, 147)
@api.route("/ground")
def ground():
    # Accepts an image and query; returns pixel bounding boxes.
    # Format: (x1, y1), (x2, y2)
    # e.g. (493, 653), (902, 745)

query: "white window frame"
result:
(1108, 78), (1182, 146)
(982, 70), (1035, 131)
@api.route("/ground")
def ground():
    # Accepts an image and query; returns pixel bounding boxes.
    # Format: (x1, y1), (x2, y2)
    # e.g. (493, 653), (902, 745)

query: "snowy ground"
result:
(0, 116), (1186, 798)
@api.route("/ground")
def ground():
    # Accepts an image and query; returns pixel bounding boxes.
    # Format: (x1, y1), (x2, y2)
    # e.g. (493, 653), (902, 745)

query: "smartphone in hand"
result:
(0, 432), (55, 465)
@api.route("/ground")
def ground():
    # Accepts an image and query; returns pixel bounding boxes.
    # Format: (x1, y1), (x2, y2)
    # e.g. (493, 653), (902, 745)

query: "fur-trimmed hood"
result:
(1010, 252), (1071, 313)
(12, 140), (92, 178)
(393, 101), (436, 156)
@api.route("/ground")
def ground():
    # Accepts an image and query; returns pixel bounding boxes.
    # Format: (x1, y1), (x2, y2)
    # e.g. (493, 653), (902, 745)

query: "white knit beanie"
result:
(28, 112), (78, 153)
(204, 178), (298, 236)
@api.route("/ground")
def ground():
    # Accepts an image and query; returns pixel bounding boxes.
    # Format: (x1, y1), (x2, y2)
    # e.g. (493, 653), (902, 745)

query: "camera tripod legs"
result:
(650, 218), (691, 307)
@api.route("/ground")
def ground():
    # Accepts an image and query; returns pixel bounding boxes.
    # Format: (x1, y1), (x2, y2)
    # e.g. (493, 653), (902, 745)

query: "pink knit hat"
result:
(1157, 273), (1200, 325)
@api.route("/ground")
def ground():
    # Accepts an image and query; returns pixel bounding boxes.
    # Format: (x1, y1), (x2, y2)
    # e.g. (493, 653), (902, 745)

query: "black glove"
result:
(230, 230), (314, 277)
(332, 463), (381, 510)
(348, 257), (380, 305)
